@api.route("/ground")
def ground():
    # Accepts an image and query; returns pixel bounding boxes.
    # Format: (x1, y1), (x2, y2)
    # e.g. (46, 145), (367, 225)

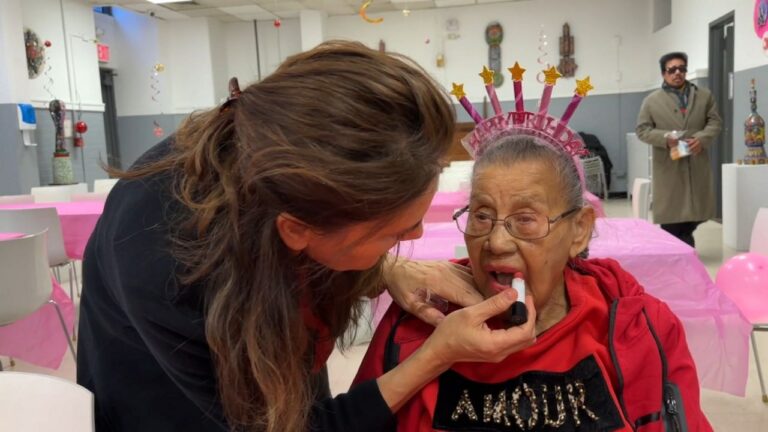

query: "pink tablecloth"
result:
(0, 201), (104, 260)
(379, 218), (751, 396)
(0, 233), (76, 370)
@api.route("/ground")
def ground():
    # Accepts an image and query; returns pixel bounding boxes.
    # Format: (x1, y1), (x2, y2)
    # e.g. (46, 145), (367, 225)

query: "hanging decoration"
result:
(558, 23), (577, 78)
(42, 40), (55, 100)
(536, 26), (550, 84)
(151, 63), (165, 138)
(360, 0), (383, 24)
(485, 22), (504, 88)
(273, 18), (281, 28)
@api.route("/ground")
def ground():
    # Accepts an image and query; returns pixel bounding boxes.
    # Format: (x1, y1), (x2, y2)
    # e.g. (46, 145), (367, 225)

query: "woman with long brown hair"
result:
(76, 41), (536, 431)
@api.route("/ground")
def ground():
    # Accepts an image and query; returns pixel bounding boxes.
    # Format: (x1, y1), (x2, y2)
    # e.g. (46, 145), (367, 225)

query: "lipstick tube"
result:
(506, 272), (528, 326)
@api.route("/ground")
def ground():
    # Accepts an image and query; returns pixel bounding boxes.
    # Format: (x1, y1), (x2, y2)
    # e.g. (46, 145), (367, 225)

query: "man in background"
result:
(636, 52), (722, 247)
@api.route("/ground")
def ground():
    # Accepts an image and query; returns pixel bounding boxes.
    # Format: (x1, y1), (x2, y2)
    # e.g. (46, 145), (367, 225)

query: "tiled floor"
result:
(5, 199), (768, 430)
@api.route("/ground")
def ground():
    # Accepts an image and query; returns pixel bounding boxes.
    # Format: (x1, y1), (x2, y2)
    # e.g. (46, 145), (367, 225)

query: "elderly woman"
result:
(354, 135), (712, 431)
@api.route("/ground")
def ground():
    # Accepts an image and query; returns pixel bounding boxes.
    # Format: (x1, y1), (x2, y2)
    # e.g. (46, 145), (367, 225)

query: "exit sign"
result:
(97, 43), (110, 63)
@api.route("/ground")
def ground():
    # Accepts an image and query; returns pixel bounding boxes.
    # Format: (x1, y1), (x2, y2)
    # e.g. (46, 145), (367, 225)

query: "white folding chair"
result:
(631, 178), (652, 221)
(0, 194), (35, 205)
(93, 178), (119, 195)
(0, 231), (76, 361)
(31, 185), (73, 203)
(581, 156), (608, 199)
(0, 372), (92, 431)
(71, 192), (108, 202)
(0, 208), (79, 303)
(750, 208), (768, 256)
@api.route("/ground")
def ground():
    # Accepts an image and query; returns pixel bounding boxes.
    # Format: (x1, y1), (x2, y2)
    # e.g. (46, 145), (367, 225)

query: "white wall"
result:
(650, 0), (766, 79)
(209, 18), (229, 104)
(0, 0), (29, 104)
(224, 21), (260, 87)
(21, 0), (102, 111)
(165, 18), (217, 112)
(256, 18), (302, 79)
(325, 0), (651, 102)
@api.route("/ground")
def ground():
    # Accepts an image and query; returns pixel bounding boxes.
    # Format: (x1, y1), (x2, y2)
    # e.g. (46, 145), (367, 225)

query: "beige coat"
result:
(636, 84), (722, 224)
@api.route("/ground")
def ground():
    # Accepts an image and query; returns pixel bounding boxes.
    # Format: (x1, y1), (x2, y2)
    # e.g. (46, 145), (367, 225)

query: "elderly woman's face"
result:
(464, 159), (590, 311)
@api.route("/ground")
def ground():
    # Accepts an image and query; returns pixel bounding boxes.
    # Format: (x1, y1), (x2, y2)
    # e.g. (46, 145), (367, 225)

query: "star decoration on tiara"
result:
(508, 62), (526, 81)
(479, 66), (495, 85)
(543, 66), (562, 85)
(450, 82), (466, 99)
(575, 76), (594, 97)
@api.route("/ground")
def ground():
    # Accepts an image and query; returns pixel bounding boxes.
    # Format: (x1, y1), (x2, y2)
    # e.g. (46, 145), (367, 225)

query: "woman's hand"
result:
(420, 290), (537, 368)
(383, 257), (483, 326)
(376, 289), (537, 412)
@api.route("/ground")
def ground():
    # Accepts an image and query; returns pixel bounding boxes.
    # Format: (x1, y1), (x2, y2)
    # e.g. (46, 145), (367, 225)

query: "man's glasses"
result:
(452, 206), (580, 240)
(665, 65), (687, 75)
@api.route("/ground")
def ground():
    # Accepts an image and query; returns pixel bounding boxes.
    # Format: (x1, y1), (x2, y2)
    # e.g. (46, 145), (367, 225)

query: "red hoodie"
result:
(354, 258), (712, 432)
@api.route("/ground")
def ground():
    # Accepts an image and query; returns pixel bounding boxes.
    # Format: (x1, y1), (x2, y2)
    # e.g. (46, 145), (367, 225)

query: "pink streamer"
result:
(485, 84), (503, 116)
(460, 97), (484, 124)
(513, 81), (524, 113)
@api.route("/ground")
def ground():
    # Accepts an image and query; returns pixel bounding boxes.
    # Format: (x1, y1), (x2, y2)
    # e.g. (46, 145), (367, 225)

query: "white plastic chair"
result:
(632, 178), (652, 221)
(71, 192), (108, 202)
(0, 194), (35, 204)
(0, 372), (92, 431)
(750, 208), (768, 256)
(581, 156), (608, 199)
(0, 231), (76, 360)
(93, 178), (119, 195)
(0, 208), (79, 301)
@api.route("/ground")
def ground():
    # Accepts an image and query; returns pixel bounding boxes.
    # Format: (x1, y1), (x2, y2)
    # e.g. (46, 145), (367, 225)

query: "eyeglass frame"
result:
(665, 65), (687, 75)
(452, 205), (581, 241)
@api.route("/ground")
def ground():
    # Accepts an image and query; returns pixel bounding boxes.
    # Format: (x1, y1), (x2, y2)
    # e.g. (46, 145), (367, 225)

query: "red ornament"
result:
(75, 120), (88, 134)
(74, 136), (84, 147)
(153, 125), (164, 137)
(273, 18), (281, 28)
(44, 40), (51, 47)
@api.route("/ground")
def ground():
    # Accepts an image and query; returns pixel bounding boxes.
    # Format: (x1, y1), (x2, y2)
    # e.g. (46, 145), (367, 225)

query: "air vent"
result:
(157, 1), (207, 12)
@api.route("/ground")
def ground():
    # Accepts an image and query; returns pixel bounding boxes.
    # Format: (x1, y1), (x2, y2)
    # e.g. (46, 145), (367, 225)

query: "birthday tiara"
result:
(451, 64), (593, 161)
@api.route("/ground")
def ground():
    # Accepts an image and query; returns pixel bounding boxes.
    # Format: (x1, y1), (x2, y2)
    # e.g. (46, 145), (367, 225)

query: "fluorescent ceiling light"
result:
(146, 0), (189, 4)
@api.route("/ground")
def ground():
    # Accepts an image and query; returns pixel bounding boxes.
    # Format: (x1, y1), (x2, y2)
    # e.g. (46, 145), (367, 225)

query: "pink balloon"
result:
(716, 253), (768, 323)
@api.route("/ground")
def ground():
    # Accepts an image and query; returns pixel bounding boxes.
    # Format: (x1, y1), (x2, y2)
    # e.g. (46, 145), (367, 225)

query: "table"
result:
(0, 233), (76, 370)
(722, 163), (768, 251)
(376, 218), (751, 396)
(424, 190), (605, 224)
(0, 201), (104, 260)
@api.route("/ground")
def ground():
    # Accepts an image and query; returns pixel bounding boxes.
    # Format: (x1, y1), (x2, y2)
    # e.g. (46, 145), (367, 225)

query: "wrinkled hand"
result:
(421, 290), (537, 367)
(687, 137), (703, 155)
(384, 258), (483, 326)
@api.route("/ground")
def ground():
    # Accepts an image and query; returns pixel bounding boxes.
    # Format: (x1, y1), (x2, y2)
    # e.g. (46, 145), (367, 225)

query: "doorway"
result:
(100, 68), (120, 169)
(708, 12), (735, 222)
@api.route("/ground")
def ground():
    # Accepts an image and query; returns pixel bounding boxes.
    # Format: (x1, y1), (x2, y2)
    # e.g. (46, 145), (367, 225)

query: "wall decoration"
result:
(446, 18), (460, 40)
(536, 26), (550, 84)
(558, 23), (577, 78)
(360, 0), (383, 24)
(24, 28), (46, 79)
(485, 22), (504, 88)
(151, 63), (165, 138)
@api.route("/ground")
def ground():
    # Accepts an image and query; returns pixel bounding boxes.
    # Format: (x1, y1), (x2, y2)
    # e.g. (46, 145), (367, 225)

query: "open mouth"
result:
(490, 271), (517, 286)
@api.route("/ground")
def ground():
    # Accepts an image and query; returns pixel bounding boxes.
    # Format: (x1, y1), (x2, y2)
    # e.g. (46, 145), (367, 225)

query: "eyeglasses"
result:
(452, 206), (580, 240)
(665, 65), (687, 75)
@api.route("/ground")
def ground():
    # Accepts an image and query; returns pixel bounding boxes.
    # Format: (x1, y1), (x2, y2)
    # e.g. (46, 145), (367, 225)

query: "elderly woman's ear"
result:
(569, 206), (596, 259)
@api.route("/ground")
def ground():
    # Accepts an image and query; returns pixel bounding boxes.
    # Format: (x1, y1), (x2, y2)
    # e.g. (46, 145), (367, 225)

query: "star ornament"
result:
(575, 76), (594, 97)
(478, 66), (495, 85)
(542, 66), (562, 85)
(508, 62), (526, 81)
(450, 82), (466, 99)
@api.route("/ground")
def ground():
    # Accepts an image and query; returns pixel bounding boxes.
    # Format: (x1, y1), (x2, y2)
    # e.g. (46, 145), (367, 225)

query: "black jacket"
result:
(77, 138), (393, 431)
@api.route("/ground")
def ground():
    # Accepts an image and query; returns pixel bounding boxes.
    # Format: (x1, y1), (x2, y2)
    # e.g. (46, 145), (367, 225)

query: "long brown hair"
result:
(118, 41), (455, 431)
